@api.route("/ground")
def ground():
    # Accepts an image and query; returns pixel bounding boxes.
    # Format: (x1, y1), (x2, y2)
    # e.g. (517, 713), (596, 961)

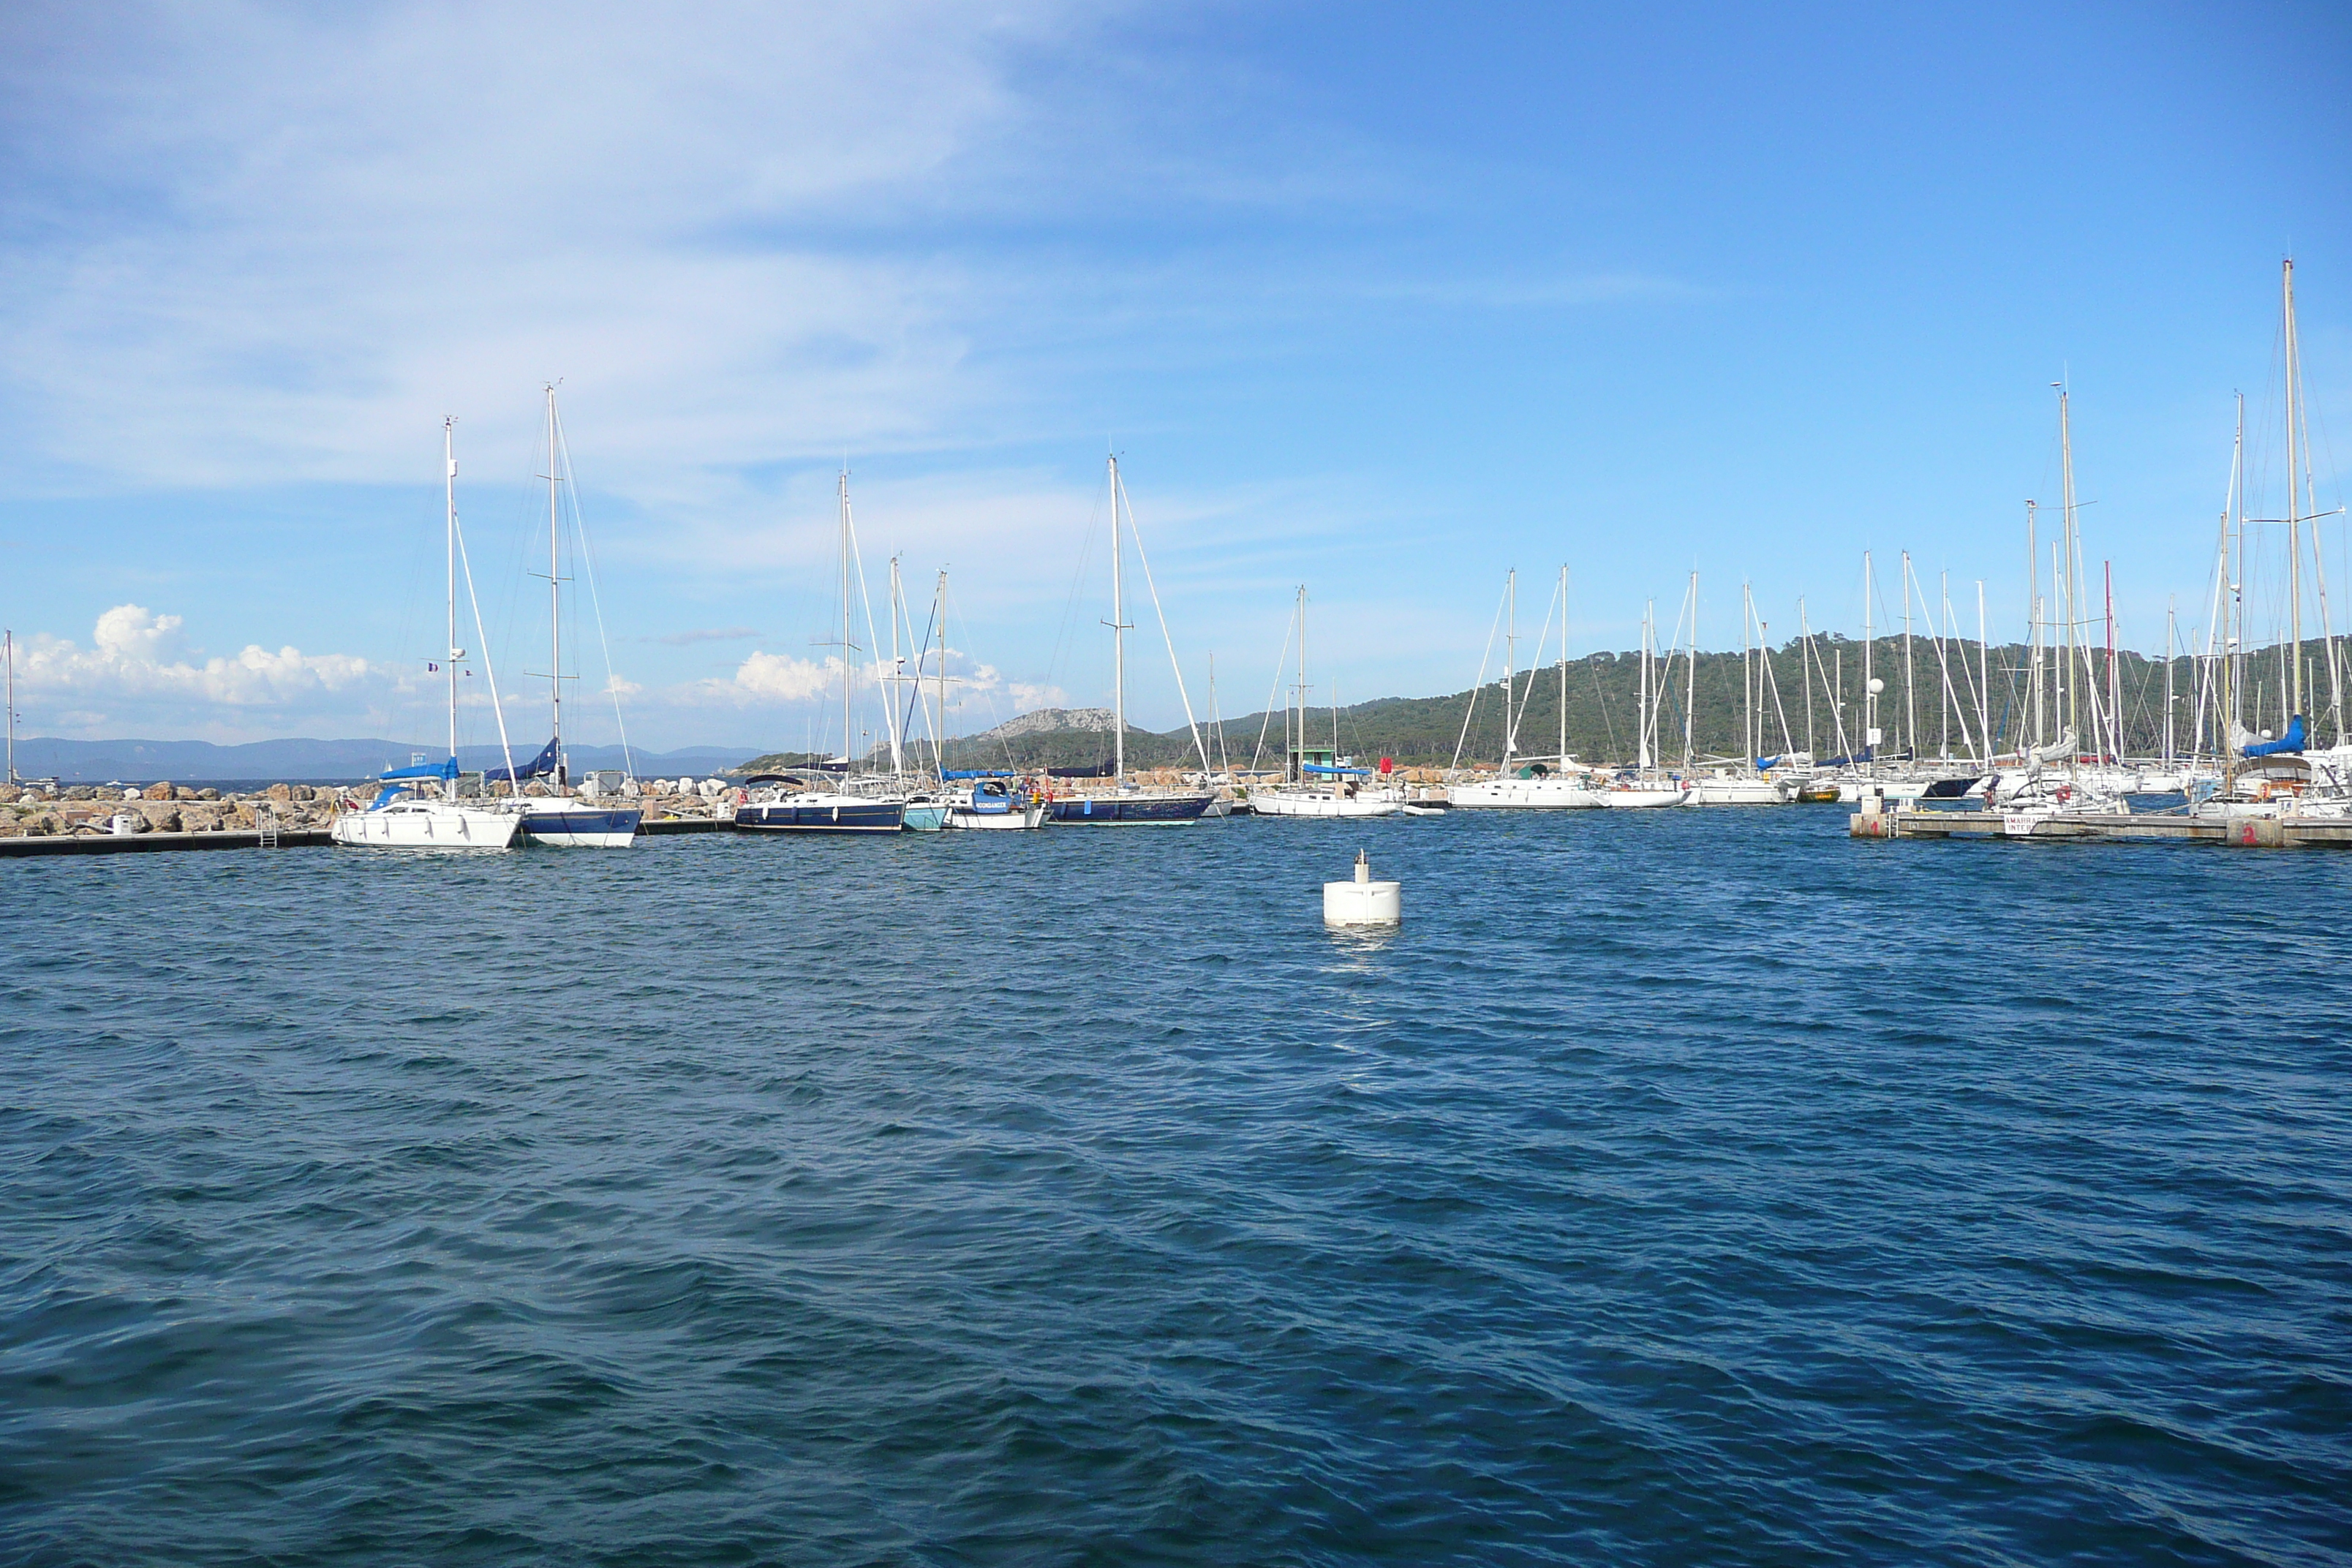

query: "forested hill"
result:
(910, 636), (2323, 773)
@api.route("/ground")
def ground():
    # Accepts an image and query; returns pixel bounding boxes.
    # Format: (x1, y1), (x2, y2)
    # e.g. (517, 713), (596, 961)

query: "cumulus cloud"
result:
(4, 604), (398, 739)
(22, 604), (374, 711)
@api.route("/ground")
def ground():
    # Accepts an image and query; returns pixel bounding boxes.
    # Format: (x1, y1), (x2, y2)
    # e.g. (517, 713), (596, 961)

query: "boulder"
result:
(196, 787), (222, 802)
(135, 802), (182, 832)
(265, 783), (294, 802)
(64, 785), (94, 802)
(143, 781), (174, 800)
(174, 786), (198, 801)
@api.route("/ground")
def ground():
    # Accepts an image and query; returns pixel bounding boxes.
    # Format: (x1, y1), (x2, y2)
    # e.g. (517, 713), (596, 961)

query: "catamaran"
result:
(333, 420), (521, 851)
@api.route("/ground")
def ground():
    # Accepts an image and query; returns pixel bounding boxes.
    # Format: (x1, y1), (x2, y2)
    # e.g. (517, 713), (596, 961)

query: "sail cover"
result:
(486, 736), (562, 784)
(379, 757), (458, 783)
(2241, 715), (2307, 758)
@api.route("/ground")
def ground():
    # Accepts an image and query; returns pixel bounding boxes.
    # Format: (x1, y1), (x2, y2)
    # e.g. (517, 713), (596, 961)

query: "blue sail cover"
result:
(1816, 745), (1874, 768)
(486, 736), (562, 783)
(379, 757), (459, 783)
(1303, 764), (1371, 777)
(2242, 715), (2307, 758)
(941, 769), (1016, 780)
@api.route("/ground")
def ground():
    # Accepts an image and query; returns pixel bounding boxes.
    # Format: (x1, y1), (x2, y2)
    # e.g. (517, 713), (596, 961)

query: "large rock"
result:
(135, 802), (182, 832)
(143, 781), (175, 801)
(196, 787), (222, 802)
(64, 785), (94, 802)
(265, 783), (293, 802)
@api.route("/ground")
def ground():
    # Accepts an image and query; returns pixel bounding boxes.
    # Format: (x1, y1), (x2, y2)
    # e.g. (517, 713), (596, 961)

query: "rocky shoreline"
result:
(0, 779), (736, 840)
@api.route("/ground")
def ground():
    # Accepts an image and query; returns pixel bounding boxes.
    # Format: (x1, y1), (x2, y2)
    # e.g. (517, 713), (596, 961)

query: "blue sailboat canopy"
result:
(378, 757), (458, 783)
(941, 769), (1015, 780)
(486, 736), (561, 783)
(1303, 763), (1371, 777)
(2242, 715), (2307, 758)
(1817, 745), (1874, 768)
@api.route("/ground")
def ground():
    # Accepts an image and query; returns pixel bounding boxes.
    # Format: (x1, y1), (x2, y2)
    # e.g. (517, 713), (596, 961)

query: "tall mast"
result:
(1558, 564), (1569, 766)
(2057, 384), (2083, 760)
(2228, 392), (2245, 772)
(1107, 453), (1128, 785)
(2104, 561), (2117, 759)
(935, 570), (950, 781)
(1683, 570), (1697, 770)
(2164, 599), (2176, 764)
(1742, 582), (1754, 766)
(1976, 581), (1991, 767)
(445, 417), (459, 776)
(1300, 585), (1309, 775)
(1503, 569), (1517, 769)
(886, 555), (906, 777)
(1862, 551), (1875, 772)
(1638, 601), (1653, 769)
(1901, 551), (1915, 758)
(2285, 259), (2304, 723)
(5, 629), (14, 785)
(839, 467), (853, 772)
(2026, 501), (2040, 749)
(1800, 598), (1814, 758)
(544, 386), (565, 787)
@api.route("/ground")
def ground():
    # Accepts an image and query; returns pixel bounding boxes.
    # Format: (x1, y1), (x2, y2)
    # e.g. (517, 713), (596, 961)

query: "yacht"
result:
(334, 421), (522, 853)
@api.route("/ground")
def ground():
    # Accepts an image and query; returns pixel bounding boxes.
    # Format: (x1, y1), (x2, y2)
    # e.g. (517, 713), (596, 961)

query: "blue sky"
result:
(1, 1), (2346, 751)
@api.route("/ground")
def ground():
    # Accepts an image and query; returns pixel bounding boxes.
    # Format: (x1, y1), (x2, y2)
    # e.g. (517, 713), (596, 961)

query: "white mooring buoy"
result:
(1323, 848), (1401, 927)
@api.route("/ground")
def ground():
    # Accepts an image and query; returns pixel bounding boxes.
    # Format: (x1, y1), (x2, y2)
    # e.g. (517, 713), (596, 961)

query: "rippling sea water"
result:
(4, 811), (2348, 1565)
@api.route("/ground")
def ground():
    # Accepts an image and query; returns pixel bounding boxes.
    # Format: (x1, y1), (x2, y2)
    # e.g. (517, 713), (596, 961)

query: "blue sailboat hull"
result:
(1046, 794), (1213, 824)
(734, 800), (906, 834)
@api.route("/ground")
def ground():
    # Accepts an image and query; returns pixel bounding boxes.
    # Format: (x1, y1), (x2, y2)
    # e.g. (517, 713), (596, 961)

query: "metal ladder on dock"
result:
(255, 801), (279, 848)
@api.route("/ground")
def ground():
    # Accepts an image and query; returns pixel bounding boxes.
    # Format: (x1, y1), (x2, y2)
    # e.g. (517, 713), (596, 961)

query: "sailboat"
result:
(736, 469), (911, 834)
(2196, 258), (2350, 821)
(333, 420), (521, 851)
(1687, 582), (1798, 804)
(1045, 454), (1216, 823)
(491, 385), (644, 847)
(1450, 567), (1610, 810)
(912, 568), (1045, 830)
(1249, 587), (1406, 818)
(1597, 591), (1691, 807)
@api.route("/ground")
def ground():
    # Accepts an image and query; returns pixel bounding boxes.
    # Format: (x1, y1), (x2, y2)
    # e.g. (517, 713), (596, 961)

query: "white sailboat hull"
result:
(332, 802), (520, 849)
(1684, 777), (1788, 806)
(1446, 778), (1606, 810)
(1599, 786), (1692, 808)
(1250, 789), (1404, 818)
(943, 802), (1047, 829)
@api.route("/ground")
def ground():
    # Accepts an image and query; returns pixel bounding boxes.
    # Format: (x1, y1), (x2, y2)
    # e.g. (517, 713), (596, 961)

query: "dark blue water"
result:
(4, 813), (2348, 1565)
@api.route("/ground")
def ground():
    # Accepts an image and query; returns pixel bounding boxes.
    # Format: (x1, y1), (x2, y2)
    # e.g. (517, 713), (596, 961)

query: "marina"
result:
(7, 12), (2348, 1564)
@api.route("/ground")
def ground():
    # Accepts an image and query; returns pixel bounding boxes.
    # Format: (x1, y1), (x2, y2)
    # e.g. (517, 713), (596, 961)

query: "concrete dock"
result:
(1853, 804), (2352, 848)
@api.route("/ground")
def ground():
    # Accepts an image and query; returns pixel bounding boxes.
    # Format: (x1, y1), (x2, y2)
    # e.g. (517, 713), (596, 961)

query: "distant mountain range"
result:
(8, 736), (762, 783)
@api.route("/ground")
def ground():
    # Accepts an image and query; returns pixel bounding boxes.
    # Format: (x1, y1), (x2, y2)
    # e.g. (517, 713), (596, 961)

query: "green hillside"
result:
(732, 636), (2342, 774)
